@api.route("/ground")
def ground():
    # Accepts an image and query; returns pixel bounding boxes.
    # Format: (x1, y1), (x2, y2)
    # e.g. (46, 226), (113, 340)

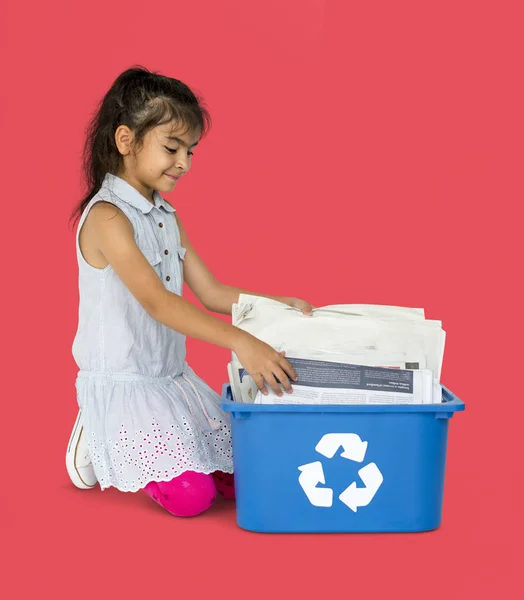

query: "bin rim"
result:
(220, 383), (465, 414)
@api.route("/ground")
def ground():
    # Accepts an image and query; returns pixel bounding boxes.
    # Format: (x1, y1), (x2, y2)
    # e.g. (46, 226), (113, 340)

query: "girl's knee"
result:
(144, 471), (217, 517)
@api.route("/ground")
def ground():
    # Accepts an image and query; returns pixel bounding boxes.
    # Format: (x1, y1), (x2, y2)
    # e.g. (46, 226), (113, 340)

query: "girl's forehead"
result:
(159, 122), (200, 145)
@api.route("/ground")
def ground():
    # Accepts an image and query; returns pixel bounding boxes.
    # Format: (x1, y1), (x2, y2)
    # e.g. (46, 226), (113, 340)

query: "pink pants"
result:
(143, 470), (235, 517)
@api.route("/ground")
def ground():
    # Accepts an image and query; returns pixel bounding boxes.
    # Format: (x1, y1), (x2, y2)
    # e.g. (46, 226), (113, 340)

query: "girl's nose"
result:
(176, 155), (190, 172)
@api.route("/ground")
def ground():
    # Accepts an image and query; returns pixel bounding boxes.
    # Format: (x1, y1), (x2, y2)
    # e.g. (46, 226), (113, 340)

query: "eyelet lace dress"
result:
(72, 173), (233, 492)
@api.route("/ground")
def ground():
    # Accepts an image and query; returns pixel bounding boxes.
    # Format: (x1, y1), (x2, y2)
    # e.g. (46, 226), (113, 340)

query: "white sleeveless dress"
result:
(72, 173), (233, 492)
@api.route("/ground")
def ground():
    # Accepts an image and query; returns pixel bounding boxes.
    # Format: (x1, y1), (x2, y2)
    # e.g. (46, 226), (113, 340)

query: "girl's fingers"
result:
(279, 356), (298, 382)
(273, 365), (292, 393)
(253, 372), (268, 396)
(263, 371), (283, 397)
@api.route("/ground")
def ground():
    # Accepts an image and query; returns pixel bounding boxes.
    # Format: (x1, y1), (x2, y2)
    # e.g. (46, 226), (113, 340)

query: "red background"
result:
(2, 0), (522, 598)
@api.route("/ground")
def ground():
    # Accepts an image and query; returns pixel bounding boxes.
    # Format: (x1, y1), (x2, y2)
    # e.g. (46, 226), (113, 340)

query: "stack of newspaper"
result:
(227, 295), (446, 405)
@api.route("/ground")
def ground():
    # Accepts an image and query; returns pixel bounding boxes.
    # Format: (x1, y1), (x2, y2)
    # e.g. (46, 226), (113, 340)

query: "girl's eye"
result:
(165, 147), (194, 157)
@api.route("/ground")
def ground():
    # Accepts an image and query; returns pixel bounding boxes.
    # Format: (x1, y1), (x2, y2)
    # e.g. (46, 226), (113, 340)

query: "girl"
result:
(66, 65), (314, 517)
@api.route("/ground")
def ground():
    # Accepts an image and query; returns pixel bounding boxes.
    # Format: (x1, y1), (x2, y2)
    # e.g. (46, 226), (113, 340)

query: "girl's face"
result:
(116, 121), (200, 201)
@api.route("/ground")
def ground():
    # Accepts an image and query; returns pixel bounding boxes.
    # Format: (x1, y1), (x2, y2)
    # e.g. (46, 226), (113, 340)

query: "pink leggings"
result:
(143, 470), (235, 517)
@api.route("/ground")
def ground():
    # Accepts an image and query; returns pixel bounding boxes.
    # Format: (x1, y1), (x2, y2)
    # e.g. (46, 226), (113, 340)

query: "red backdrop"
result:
(2, 0), (522, 598)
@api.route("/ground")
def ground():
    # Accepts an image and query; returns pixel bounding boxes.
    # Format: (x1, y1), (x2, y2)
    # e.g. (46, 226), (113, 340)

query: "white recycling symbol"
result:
(298, 433), (384, 512)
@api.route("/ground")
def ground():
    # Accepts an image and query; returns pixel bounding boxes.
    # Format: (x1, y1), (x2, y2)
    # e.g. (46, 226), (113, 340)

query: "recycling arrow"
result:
(298, 461), (333, 507)
(339, 462), (384, 512)
(299, 433), (383, 512)
(315, 433), (368, 463)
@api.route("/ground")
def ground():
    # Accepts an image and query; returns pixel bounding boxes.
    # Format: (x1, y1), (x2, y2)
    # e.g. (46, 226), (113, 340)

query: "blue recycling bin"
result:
(221, 385), (464, 533)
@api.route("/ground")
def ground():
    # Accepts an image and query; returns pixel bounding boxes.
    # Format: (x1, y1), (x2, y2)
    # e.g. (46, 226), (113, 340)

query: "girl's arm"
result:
(176, 214), (314, 315)
(90, 202), (297, 396)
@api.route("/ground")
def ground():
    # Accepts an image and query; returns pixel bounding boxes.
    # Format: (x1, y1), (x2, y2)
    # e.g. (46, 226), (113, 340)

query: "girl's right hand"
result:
(233, 333), (298, 397)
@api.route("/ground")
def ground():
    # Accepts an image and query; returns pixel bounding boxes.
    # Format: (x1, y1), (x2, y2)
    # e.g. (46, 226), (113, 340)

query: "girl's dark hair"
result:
(70, 65), (211, 226)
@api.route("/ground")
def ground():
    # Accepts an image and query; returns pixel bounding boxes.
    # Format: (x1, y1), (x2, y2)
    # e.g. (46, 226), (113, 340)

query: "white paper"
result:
(229, 296), (446, 405)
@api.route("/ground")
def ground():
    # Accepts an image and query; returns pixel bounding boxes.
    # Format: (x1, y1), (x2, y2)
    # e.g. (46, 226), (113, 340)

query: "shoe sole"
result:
(66, 411), (97, 489)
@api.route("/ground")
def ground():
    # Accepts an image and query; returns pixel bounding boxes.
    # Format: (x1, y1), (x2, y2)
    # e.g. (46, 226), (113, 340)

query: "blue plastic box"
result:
(221, 384), (464, 533)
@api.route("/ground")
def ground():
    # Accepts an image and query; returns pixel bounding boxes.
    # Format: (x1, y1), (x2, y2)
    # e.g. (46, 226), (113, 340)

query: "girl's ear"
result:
(115, 125), (133, 156)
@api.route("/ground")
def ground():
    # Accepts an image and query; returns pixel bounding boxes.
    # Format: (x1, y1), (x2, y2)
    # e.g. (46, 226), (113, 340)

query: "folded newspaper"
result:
(228, 295), (446, 405)
(254, 357), (441, 405)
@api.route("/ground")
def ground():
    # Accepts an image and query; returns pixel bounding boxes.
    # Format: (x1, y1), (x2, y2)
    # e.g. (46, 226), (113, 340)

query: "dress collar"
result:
(101, 173), (175, 214)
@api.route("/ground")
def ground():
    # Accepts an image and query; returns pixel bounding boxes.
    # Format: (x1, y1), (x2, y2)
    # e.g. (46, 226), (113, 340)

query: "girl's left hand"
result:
(287, 298), (315, 316)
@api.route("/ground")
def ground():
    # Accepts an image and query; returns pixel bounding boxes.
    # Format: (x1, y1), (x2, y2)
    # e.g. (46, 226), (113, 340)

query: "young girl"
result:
(66, 65), (314, 517)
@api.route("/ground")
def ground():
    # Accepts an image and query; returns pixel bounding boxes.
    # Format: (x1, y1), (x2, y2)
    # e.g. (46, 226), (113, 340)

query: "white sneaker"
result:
(66, 410), (97, 489)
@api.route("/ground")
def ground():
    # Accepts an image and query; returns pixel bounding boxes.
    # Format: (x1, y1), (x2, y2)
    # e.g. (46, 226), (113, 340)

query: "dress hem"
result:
(97, 465), (235, 493)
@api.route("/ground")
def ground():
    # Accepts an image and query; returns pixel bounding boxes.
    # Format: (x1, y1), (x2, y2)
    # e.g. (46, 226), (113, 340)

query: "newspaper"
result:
(251, 357), (438, 405)
(227, 350), (427, 404)
(233, 296), (428, 323)
(228, 296), (446, 405)
(231, 295), (445, 381)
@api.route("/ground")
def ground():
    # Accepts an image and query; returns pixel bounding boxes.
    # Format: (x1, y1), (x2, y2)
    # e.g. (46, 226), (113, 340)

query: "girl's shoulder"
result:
(83, 188), (138, 223)
(86, 200), (129, 225)
(79, 194), (138, 246)
(80, 201), (134, 247)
